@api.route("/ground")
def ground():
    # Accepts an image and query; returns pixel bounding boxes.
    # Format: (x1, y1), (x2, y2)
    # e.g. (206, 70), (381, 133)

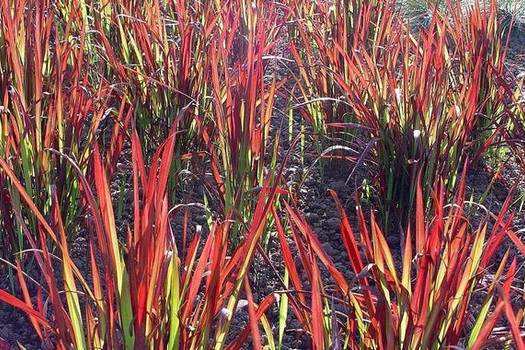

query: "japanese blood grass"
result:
(287, 0), (398, 141)
(291, 0), (514, 230)
(0, 0), (286, 287)
(504, 77), (525, 186)
(0, 114), (291, 349)
(91, 0), (288, 231)
(443, 0), (513, 161)
(91, 0), (210, 154)
(0, 1), (130, 261)
(272, 171), (524, 349)
(193, 0), (287, 243)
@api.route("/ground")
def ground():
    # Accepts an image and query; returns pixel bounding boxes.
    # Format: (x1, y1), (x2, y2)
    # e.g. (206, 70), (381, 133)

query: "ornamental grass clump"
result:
(288, 0), (398, 142)
(0, 0), (131, 261)
(275, 172), (523, 349)
(92, 0), (208, 151)
(0, 118), (291, 348)
(289, 0), (515, 230)
(196, 0), (286, 242)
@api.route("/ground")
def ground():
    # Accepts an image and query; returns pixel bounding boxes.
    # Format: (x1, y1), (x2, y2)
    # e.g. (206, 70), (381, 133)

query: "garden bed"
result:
(1, 0), (525, 349)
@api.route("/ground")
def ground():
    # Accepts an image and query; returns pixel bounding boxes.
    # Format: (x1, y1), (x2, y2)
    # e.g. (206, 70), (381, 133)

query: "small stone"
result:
(330, 180), (345, 193)
(309, 202), (321, 210)
(327, 209), (339, 218)
(322, 242), (334, 255)
(305, 212), (320, 223)
(325, 217), (340, 231)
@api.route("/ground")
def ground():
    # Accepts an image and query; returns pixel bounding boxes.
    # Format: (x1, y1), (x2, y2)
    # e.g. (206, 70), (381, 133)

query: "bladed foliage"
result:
(289, 0), (515, 229)
(0, 0), (524, 349)
(274, 174), (522, 349)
